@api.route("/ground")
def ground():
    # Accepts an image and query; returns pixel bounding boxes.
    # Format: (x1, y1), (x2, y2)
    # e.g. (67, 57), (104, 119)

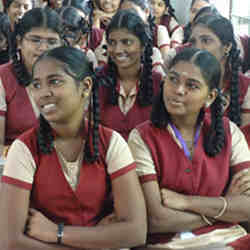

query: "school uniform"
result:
(2, 124), (135, 225)
(128, 115), (250, 248)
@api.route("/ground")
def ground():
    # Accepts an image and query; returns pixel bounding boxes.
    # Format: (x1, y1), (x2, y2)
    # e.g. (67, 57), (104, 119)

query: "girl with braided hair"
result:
(128, 48), (250, 249)
(98, 9), (162, 141)
(0, 7), (63, 157)
(150, 0), (184, 48)
(0, 46), (146, 249)
(62, 0), (107, 67)
(58, 6), (98, 68)
(189, 14), (250, 126)
(120, 0), (171, 63)
(3, 0), (33, 31)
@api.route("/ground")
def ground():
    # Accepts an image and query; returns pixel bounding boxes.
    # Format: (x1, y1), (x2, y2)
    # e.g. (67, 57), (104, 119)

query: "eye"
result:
(186, 81), (200, 90)
(49, 78), (63, 86)
(122, 39), (133, 46)
(107, 39), (116, 46)
(168, 74), (179, 84)
(201, 37), (212, 44)
(31, 81), (41, 89)
(47, 39), (60, 46)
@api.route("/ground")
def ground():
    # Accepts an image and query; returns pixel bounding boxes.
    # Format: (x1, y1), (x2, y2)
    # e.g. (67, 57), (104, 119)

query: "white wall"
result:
(171, 0), (192, 25)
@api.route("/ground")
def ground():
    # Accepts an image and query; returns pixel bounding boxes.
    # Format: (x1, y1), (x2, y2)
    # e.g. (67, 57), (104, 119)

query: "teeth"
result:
(116, 55), (128, 61)
(42, 103), (56, 111)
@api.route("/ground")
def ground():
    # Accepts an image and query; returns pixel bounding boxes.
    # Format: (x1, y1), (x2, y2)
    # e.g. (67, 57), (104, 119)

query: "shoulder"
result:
(17, 126), (40, 154)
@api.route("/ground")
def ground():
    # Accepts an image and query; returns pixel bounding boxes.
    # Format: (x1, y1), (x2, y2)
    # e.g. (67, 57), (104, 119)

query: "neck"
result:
(171, 114), (199, 138)
(50, 112), (86, 140)
(155, 17), (161, 25)
(118, 63), (141, 82)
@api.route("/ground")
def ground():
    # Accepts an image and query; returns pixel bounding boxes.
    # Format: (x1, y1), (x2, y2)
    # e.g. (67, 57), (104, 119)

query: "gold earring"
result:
(224, 48), (230, 57)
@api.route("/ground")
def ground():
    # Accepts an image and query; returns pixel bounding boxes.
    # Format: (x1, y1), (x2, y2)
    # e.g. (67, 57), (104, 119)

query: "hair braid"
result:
(138, 38), (154, 106)
(204, 94), (225, 156)
(84, 76), (100, 163)
(37, 115), (54, 154)
(106, 57), (119, 105)
(227, 43), (241, 126)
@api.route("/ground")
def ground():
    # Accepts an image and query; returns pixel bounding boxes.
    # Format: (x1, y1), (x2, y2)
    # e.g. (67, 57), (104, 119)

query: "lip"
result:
(167, 98), (185, 106)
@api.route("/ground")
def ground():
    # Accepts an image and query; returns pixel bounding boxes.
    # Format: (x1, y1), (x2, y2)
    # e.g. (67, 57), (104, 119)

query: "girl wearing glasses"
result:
(0, 46), (146, 249)
(0, 7), (63, 158)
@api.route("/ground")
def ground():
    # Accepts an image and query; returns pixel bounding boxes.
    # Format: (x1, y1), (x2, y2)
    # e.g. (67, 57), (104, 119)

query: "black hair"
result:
(3, 0), (34, 11)
(183, 5), (219, 43)
(158, 0), (177, 20)
(32, 46), (100, 163)
(0, 12), (11, 63)
(105, 8), (154, 107)
(192, 14), (241, 126)
(151, 47), (225, 157)
(10, 7), (63, 87)
(59, 6), (89, 46)
(62, 0), (94, 48)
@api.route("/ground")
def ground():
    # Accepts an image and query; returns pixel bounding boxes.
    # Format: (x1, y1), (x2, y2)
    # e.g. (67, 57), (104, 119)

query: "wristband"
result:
(57, 223), (64, 244)
(214, 197), (228, 219)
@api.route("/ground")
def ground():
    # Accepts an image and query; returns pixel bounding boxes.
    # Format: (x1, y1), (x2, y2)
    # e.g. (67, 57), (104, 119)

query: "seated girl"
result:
(150, 0), (184, 48)
(92, 0), (121, 30)
(0, 46), (147, 249)
(59, 6), (98, 68)
(129, 48), (250, 249)
(97, 9), (162, 141)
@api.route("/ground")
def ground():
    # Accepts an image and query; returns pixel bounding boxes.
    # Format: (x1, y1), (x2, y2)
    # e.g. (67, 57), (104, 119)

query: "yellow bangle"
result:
(214, 197), (228, 219)
(201, 214), (213, 226)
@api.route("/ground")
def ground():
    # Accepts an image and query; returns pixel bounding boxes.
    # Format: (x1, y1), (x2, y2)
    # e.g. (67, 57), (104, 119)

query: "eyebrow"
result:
(27, 35), (59, 40)
(33, 74), (64, 81)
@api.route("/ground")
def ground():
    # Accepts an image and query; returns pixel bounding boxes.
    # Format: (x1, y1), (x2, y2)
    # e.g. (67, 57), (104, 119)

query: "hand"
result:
(97, 213), (118, 225)
(161, 189), (188, 211)
(26, 208), (58, 243)
(227, 168), (250, 196)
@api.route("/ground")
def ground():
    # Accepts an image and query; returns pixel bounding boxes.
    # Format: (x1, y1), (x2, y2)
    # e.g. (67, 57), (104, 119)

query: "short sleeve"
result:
(0, 77), (7, 116)
(1, 139), (37, 190)
(230, 121), (250, 172)
(241, 84), (250, 113)
(106, 131), (136, 180)
(128, 129), (157, 183)
(157, 25), (170, 49)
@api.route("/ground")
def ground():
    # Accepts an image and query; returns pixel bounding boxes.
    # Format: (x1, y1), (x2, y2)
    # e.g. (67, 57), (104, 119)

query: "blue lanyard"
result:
(170, 123), (200, 159)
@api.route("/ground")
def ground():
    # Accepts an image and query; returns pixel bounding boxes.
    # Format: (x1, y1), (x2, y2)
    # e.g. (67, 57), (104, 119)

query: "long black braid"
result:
(192, 15), (241, 126)
(33, 46), (100, 163)
(227, 42), (241, 126)
(105, 8), (154, 107)
(151, 48), (225, 157)
(9, 7), (63, 87)
(204, 92), (225, 156)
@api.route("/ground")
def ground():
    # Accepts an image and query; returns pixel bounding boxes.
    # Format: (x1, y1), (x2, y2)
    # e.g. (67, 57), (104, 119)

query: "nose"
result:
(114, 42), (124, 53)
(18, 5), (26, 15)
(175, 83), (187, 96)
(194, 40), (203, 50)
(36, 85), (53, 99)
(38, 40), (50, 51)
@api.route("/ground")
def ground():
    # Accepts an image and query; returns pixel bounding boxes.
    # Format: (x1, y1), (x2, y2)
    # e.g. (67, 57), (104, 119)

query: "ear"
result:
(16, 35), (22, 49)
(223, 43), (232, 57)
(205, 88), (218, 108)
(80, 76), (93, 98)
(145, 7), (150, 18)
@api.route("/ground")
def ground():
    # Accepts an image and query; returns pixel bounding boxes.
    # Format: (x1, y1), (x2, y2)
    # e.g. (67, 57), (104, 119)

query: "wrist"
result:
(57, 223), (64, 245)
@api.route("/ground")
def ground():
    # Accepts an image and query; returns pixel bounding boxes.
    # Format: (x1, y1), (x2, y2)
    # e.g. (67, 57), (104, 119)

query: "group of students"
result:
(0, 0), (250, 249)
